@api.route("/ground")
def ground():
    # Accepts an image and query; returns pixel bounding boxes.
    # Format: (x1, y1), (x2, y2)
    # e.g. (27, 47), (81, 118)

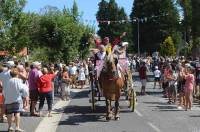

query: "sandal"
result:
(15, 128), (24, 132)
(8, 127), (15, 132)
(48, 113), (52, 117)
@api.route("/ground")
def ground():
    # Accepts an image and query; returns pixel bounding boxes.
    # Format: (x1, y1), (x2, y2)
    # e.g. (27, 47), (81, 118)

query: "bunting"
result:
(82, 13), (168, 25)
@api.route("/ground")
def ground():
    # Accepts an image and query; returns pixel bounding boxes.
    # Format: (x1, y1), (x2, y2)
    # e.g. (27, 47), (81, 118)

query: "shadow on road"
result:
(143, 101), (183, 112)
(189, 115), (200, 117)
(58, 105), (107, 125)
(72, 90), (89, 99)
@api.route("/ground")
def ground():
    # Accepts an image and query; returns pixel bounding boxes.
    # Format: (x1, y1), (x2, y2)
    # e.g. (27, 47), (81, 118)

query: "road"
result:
(1, 80), (200, 132)
(55, 82), (200, 132)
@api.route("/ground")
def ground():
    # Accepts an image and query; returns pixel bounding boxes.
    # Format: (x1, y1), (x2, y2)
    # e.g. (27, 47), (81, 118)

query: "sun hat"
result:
(121, 42), (129, 46)
(6, 61), (15, 67)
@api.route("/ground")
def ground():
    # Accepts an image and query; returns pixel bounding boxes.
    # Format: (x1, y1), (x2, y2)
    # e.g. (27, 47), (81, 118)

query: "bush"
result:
(160, 36), (176, 56)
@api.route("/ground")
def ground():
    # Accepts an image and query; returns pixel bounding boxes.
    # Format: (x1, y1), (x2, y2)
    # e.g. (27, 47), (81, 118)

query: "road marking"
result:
(147, 122), (161, 132)
(35, 100), (70, 132)
(135, 110), (143, 117)
(35, 89), (85, 132)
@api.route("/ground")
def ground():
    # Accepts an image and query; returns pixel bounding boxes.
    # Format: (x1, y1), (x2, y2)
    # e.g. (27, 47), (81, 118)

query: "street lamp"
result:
(137, 18), (140, 56)
(134, 17), (140, 56)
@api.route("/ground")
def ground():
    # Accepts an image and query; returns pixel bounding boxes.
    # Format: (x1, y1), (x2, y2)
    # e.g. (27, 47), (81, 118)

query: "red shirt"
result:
(95, 37), (121, 49)
(139, 66), (147, 79)
(37, 74), (56, 93)
(0, 93), (4, 105)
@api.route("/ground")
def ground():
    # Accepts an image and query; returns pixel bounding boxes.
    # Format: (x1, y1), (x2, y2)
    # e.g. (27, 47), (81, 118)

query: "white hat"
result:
(121, 42), (128, 46)
(6, 61), (15, 67)
(32, 61), (41, 67)
(155, 66), (158, 69)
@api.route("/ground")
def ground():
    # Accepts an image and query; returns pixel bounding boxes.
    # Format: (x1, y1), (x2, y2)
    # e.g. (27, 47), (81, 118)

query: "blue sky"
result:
(24, 0), (133, 28)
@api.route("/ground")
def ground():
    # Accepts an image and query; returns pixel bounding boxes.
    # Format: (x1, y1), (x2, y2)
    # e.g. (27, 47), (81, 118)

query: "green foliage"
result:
(179, 43), (192, 56)
(96, 0), (133, 52)
(0, 1), (94, 63)
(191, 0), (200, 56)
(130, 0), (180, 53)
(33, 6), (94, 63)
(71, 0), (79, 21)
(177, 0), (192, 43)
(160, 36), (176, 56)
(29, 47), (49, 62)
(0, 0), (27, 53)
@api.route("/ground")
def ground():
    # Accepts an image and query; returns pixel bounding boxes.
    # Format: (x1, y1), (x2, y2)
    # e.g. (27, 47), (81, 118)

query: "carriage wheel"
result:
(130, 89), (136, 112)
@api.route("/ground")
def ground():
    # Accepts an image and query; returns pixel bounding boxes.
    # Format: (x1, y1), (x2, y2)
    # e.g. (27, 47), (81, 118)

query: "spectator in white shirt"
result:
(3, 68), (29, 132)
(153, 66), (162, 89)
(69, 63), (78, 88)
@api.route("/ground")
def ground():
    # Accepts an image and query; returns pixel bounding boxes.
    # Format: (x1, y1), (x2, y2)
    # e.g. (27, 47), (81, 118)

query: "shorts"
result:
(5, 102), (21, 114)
(154, 77), (160, 82)
(30, 90), (39, 101)
(141, 79), (147, 87)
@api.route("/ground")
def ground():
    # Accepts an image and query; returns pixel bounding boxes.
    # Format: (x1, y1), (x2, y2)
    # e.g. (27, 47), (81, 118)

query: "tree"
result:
(33, 6), (94, 63)
(130, 0), (180, 53)
(0, 0), (27, 54)
(0, 1), (94, 62)
(71, 0), (79, 21)
(160, 36), (176, 56)
(96, 0), (131, 47)
(191, 0), (200, 57)
(177, 0), (192, 43)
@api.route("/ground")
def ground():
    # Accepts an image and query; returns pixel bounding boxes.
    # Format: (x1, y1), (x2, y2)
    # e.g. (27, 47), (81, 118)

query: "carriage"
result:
(89, 55), (136, 120)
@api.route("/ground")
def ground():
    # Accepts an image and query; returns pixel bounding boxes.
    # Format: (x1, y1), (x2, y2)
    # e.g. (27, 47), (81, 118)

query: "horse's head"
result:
(105, 53), (117, 74)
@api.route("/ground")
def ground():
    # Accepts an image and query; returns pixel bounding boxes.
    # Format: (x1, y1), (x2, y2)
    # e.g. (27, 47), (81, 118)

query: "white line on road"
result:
(35, 100), (70, 132)
(147, 122), (161, 132)
(135, 110), (143, 117)
(35, 89), (85, 132)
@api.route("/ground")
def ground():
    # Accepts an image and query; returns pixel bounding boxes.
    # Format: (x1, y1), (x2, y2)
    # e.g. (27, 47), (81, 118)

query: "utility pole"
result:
(137, 18), (140, 56)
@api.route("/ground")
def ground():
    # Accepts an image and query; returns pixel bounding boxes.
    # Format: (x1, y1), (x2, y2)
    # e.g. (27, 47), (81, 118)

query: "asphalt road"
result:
(55, 81), (200, 132)
(1, 80), (200, 132)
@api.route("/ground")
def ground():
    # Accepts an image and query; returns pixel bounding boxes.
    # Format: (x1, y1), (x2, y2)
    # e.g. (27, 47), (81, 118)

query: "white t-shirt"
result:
(69, 66), (77, 75)
(3, 78), (29, 104)
(97, 51), (106, 60)
(154, 69), (161, 78)
(0, 69), (11, 91)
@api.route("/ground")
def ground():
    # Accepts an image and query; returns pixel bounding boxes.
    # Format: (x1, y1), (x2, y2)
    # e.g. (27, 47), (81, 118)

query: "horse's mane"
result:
(106, 53), (114, 64)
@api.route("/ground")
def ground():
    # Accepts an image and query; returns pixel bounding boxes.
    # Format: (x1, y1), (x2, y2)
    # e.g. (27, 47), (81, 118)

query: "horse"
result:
(99, 53), (125, 120)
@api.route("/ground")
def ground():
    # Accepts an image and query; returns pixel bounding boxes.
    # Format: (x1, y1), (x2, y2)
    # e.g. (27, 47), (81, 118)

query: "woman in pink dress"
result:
(183, 66), (195, 111)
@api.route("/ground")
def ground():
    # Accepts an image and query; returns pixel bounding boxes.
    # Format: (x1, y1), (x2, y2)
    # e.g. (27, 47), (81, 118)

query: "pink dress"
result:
(184, 74), (194, 93)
